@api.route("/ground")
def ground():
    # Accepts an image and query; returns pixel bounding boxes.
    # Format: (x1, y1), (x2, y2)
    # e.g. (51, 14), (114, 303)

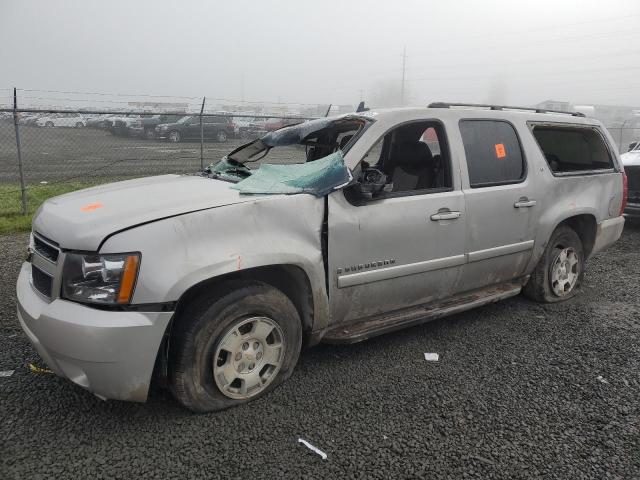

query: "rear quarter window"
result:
(530, 125), (614, 174)
(459, 120), (525, 187)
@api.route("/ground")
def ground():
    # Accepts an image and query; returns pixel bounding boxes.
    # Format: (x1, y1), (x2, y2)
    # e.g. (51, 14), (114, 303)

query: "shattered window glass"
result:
(204, 115), (372, 196)
(231, 150), (352, 197)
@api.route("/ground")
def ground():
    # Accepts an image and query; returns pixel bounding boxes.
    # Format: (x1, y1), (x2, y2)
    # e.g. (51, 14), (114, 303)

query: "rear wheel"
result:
(170, 281), (302, 412)
(75, 122), (84, 128)
(45, 121), (54, 128)
(144, 129), (155, 140)
(168, 130), (181, 143)
(523, 225), (584, 303)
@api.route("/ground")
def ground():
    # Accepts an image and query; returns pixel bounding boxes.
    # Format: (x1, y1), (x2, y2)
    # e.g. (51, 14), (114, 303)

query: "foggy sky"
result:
(1, 0), (640, 109)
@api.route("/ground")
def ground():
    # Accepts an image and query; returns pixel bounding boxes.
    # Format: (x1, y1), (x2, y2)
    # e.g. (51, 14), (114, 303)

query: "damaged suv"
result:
(17, 103), (626, 412)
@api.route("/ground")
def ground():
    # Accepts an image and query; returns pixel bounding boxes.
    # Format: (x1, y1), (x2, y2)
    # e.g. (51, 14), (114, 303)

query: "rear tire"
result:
(75, 122), (84, 128)
(45, 121), (54, 128)
(523, 225), (584, 303)
(169, 281), (302, 412)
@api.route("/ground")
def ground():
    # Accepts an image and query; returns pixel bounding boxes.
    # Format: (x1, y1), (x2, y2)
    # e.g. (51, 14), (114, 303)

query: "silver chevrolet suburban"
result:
(17, 103), (626, 412)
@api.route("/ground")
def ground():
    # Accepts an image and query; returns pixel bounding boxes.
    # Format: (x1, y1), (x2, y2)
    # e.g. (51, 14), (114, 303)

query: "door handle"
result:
(430, 211), (461, 221)
(514, 198), (536, 208)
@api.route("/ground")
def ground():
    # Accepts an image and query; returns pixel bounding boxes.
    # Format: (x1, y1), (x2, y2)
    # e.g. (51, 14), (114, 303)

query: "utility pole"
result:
(400, 45), (407, 106)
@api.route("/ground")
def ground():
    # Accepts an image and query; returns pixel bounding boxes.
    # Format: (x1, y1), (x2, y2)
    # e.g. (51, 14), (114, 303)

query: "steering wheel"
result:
(362, 167), (386, 185)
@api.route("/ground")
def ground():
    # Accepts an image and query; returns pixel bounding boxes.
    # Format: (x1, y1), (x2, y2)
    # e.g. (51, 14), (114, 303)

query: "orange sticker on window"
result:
(495, 143), (506, 159)
(81, 202), (103, 212)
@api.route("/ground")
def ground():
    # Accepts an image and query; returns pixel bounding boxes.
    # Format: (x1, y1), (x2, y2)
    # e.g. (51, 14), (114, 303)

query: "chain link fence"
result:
(0, 104), (323, 221)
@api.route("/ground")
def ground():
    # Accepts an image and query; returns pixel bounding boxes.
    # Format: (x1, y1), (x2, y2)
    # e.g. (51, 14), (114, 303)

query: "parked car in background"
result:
(105, 115), (143, 136)
(621, 142), (640, 216)
(36, 113), (86, 128)
(84, 114), (112, 129)
(129, 114), (185, 139)
(17, 103), (625, 411)
(17, 113), (41, 126)
(155, 115), (234, 142)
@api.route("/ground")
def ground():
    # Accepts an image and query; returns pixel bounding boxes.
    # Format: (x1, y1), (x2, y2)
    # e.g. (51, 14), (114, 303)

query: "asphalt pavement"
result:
(1, 223), (639, 479)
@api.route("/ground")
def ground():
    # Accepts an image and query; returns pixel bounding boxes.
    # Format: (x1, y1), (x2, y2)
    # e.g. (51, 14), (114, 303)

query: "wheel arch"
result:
(172, 264), (316, 338)
(556, 213), (597, 258)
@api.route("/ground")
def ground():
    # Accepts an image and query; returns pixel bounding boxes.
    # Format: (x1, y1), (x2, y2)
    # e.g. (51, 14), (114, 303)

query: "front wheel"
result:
(169, 282), (302, 412)
(216, 130), (228, 142)
(168, 130), (181, 143)
(45, 121), (54, 128)
(523, 225), (584, 303)
(75, 122), (84, 128)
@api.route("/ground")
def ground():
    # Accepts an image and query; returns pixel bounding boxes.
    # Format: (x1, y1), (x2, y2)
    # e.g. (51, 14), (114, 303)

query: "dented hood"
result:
(33, 175), (265, 251)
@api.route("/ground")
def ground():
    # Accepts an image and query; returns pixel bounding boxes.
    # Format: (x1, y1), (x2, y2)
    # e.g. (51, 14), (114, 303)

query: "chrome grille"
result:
(33, 233), (60, 263)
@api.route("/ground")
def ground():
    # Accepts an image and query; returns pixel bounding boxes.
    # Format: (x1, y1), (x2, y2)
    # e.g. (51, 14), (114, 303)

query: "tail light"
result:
(620, 171), (628, 216)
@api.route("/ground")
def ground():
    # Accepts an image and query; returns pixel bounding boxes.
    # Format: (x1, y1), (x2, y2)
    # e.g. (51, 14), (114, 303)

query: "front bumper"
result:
(16, 262), (173, 402)
(592, 215), (625, 256)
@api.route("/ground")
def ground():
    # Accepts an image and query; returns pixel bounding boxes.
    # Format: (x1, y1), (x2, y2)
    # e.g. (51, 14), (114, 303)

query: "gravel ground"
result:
(1, 223), (639, 479)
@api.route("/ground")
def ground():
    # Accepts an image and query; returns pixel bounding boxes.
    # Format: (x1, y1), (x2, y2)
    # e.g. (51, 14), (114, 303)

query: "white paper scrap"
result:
(298, 438), (327, 460)
(0, 370), (15, 377)
(596, 375), (609, 384)
(424, 353), (439, 362)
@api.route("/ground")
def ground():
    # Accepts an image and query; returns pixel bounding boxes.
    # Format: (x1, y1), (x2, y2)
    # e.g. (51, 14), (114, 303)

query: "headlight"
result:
(62, 252), (140, 305)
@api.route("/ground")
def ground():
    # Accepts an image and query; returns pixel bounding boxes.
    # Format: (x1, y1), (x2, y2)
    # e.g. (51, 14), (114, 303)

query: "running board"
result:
(322, 280), (523, 344)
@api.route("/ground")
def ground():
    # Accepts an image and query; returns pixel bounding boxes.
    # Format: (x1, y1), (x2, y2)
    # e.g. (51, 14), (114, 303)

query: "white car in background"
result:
(36, 113), (86, 128)
(621, 142), (640, 216)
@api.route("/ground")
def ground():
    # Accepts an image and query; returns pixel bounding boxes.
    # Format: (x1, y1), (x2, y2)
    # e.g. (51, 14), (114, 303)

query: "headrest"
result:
(389, 142), (433, 169)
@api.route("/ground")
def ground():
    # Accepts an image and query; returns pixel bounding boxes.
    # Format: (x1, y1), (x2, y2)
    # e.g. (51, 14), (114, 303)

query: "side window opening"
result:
(530, 125), (614, 173)
(355, 121), (452, 197)
(459, 120), (525, 188)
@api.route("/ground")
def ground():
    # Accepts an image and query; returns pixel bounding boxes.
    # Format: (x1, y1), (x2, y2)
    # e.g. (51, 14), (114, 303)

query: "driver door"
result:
(327, 120), (467, 324)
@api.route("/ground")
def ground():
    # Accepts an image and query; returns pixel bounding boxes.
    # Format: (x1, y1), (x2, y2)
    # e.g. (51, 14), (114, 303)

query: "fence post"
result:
(200, 96), (206, 170)
(12, 87), (27, 215)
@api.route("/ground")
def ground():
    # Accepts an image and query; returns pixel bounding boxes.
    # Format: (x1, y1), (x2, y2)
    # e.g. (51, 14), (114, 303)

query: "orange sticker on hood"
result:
(81, 202), (103, 212)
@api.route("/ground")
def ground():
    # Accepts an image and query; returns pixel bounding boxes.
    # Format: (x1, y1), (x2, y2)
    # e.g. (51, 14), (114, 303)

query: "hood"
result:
(33, 175), (267, 251)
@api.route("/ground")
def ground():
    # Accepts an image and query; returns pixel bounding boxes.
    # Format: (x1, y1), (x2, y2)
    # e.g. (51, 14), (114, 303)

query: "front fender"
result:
(100, 194), (330, 331)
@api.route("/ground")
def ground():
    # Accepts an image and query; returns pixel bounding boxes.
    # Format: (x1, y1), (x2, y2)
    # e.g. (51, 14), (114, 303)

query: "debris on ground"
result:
(597, 375), (609, 384)
(0, 370), (15, 377)
(28, 363), (53, 374)
(424, 352), (439, 361)
(298, 438), (327, 460)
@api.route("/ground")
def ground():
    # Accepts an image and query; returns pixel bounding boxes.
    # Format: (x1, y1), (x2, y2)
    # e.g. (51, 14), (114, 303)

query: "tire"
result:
(523, 225), (585, 303)
(144, 129), (155, 140)
(75, 122), (84, 128)
(169, 281), (302, 412)
(45, 121), (54, 128)
(216, 130), (228, 142)
(168, 130), (181, 143)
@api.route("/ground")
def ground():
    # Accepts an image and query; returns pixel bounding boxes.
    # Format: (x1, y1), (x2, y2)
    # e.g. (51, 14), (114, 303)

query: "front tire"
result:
(523, 225), (584, 303)
(45, 121), (54, 128)
(169, 281), (302, 412)
(168, 130), (181, 143)
(75, 122), (84, 128)
(216, 130), (228, 142)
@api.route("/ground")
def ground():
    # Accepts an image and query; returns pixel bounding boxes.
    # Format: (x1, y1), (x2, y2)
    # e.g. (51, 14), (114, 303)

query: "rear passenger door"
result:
(456, 119), (541, 292)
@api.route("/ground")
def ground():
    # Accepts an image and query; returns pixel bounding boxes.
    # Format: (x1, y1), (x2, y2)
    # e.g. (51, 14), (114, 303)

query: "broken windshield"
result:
(204, 115), (371, 196)
(225, 115), (370, 165)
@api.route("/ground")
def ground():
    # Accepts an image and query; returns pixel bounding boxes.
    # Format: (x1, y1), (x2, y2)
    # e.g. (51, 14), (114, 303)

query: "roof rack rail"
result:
(428, 102), (585, 117)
